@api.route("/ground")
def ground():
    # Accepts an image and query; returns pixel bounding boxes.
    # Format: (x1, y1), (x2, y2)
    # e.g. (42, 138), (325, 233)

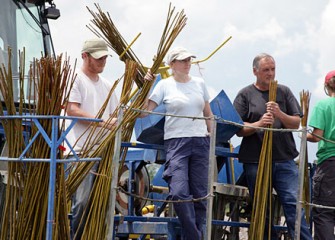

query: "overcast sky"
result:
(49, 0), (335, 160)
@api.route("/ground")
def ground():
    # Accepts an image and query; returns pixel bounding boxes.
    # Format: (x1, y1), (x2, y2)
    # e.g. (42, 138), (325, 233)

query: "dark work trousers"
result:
(312, 159), (335, 240)
(163, 137), (210, 240)
(71, 162), (98, 240)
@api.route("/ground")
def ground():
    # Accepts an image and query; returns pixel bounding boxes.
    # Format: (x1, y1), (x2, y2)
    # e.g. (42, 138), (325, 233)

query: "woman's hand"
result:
(144, 69), (156, 82)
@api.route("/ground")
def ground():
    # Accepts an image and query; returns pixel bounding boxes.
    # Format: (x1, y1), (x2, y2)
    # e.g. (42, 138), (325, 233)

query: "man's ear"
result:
(82, 52), (89, 59)
(253, 67), (257, 76)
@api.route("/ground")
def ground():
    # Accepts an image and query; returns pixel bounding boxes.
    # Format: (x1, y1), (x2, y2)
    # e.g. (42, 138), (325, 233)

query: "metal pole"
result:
(128, 161), (135, 216)
(46, 117), (58, 240)
(107, 108), (123, 240)
(205, 117), (217, 240)
(294, 127), (307, 240)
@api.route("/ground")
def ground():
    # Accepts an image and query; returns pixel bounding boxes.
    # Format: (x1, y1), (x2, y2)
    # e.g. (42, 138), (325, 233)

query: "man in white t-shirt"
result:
(65, 38), (118, 239)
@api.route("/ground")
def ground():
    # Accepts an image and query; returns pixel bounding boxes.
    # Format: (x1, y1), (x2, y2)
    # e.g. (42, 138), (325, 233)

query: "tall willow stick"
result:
(249, 80), (277, 240)
(299, 90), (311, 223)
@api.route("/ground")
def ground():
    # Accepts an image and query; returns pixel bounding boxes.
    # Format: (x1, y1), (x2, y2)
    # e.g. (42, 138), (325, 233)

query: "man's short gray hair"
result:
(253, 53), (275, 70)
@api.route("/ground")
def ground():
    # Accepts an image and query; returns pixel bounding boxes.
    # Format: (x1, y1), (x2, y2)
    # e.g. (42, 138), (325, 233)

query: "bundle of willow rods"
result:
(249, 80), (278, 240)
(16, 55), (74, 240)
(0, 50), (75, 239)
(87, 3), (146, 87)
(300, 90), (311, 223)
(0, 48), (27, 240)
(87, 3), (186, 89)
(70, 60), (137, 240)
(66, 4), (187, 239)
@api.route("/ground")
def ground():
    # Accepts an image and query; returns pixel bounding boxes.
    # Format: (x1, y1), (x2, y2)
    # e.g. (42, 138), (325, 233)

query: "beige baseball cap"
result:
(81, 39), (110, 59)
(166, 47), (196, 65)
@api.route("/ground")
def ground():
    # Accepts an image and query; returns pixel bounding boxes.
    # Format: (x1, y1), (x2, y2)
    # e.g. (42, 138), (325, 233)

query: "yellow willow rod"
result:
(157, 36), (232, 73)
(119, 33), (141, 60)
(249, 80), (277, 239)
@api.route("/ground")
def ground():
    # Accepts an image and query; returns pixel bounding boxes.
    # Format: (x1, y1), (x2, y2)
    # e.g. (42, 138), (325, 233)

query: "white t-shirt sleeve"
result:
(69, 75), (83, 104)
(202, 80), (210, 102)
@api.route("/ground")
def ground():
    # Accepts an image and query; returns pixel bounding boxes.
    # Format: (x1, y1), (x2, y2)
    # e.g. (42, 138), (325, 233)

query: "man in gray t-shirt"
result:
(233, 53), (312, 240)
(234, 83), (300, 163)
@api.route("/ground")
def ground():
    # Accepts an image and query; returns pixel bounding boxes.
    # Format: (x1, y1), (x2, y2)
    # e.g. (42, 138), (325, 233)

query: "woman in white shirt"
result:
(144, 47), (212, 240)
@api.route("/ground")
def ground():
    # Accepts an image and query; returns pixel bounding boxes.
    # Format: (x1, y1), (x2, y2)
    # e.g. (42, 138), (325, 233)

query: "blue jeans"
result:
(164, 137), (210, 240)
(244, 160), (312, 240)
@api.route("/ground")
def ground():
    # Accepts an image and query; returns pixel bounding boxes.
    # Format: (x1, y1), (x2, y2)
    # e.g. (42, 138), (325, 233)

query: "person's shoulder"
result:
(70, 70), (86, 88)
(74, 68), (85, 80)
(317, 97), (334, 105)
(237, 84), (254, 94)
(276, 84), (295, 96)
(277, 83), (291, 92)
(165, 76), (174, 82)
(277, 83), (290, 90)
(74, 69), (96, 86)
(189, 76), (206, 88)
(157, 76), (174, 86)
(99, 75), (109, 82)
(99, 75), (113, 86)
(190, 76), (204, 82)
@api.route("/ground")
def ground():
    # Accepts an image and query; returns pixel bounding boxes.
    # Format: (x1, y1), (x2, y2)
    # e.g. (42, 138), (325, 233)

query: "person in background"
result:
(65, 38), (118, 239)
(233, 53), (312, 239)
(142, 47), (213, 240)
(306, 70), (335, 240)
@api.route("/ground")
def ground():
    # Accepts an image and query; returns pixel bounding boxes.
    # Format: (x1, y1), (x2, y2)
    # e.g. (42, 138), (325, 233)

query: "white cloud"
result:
(314, 0), (335, 99)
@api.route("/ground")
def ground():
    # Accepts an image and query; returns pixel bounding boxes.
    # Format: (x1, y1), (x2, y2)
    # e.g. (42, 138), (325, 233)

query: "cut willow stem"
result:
(249, 80), (277, 240)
